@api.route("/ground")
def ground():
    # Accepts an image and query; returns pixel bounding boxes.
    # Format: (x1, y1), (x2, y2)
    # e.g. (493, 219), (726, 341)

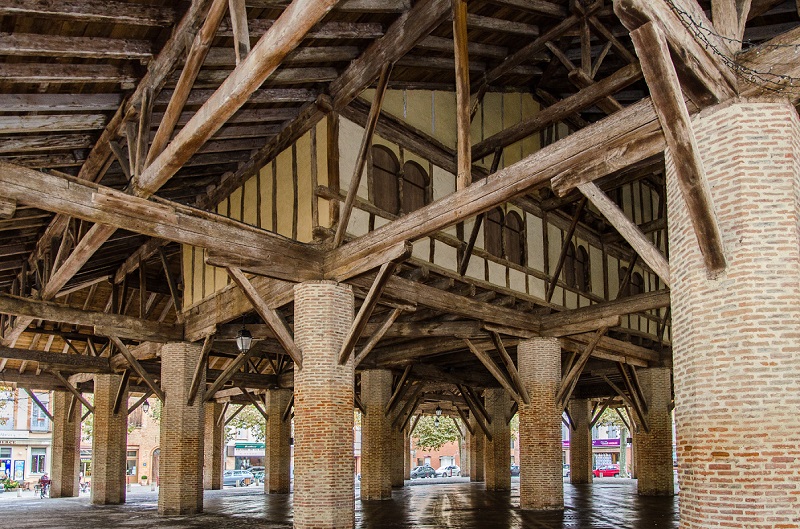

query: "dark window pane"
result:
(402, 161), (428, 213)
(576, 245), (589, 292)
(485, 208), (504, 258)
(564, 242), (576, 288)
(371, 145), (399, 214)
(503, 211), (525, 266)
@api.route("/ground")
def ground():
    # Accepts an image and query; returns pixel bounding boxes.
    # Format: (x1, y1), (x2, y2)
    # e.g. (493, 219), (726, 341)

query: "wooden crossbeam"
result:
(24, 388), (54, 422)
(456, 407), (475, 435)
(204, 346), (257, 401)
(541, 290), (669, 331)
(546, 197), (587, 303)
(187, 336), (214, 406)
(617, 362), (648, 417)
(391, 384), (425, 428)
(51, 370), (94, 414)
(339, 258), (404, 365)
(227, 267), (302, 368)
(630, 21), (726, 274)
(599, 373), (648, 433)
(240, 387), (268, 420)
(464, 339), (523, 405)
(109, 336), (165, 402)
(555, 327), (608, 406)
(333, 62), (392, 248)
(0, 197), (15, 219)
(489, 332), (530, 405)
(589, 395), (615, 428)
(128, 390), (153, 415)
(0, 0), (176, 25)
(578, 181), (671, 286)
(563, 408), (575, 430)
(384, 364), (413, 416)
(354, 393), (366, 415)
(224, 404), (246, 426)
(0, 345), (111, 373)
(112, 370), (131, 415)
(457, 384), (492, 441)
(158, 247), (183, 324)
(228, 0), (251, 64)
(458, 213), (484, 276)
(282, 395), (294, 422)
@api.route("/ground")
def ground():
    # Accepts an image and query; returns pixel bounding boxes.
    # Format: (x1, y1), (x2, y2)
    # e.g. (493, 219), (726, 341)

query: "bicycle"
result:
(35, 482), (50, 498)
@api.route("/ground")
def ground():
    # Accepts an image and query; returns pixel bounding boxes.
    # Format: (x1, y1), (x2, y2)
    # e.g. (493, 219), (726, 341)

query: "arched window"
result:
(503, 211), (525, 266)
(371, 145), (399, 215)
(563, 242), (576, 288)
(401, 161), (428, 214)
(485, 207), (504, 258)
(575, 245), (589, 292)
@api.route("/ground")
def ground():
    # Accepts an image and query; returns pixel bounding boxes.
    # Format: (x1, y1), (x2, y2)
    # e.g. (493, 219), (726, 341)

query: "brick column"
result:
(483, 388), (511, 491)
(461, 427), (470, 478)
(390, 426), (405, 487)
(634, 367), (673, 496)
(159, 342), (205, 515)
(667, 100), (800, 528)
(203, 402), (224, 490)
(92, 374), (127, 505)
(264, 388), (292, 494)
(294, 281), (354, 529)
(51, 391), (81, 498)
(403, 427), (411, 480)
(519, 337), (563, 510)
(361, 369), (393, 499)
(469, 416), (484, 482)
(568, 399), (592, 484)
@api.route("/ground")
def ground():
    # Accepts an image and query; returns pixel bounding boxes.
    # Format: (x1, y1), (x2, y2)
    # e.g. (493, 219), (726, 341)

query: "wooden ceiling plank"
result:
(630, 21), (726, 274)
(0, 0), (176, 26)
(0, 32), (151, 60)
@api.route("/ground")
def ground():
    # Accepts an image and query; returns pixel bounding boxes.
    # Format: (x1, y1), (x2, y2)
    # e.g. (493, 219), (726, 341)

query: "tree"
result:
(0, 386), (11, 426)
(225, 405), (265, 442)
(412, 415), (461, 451)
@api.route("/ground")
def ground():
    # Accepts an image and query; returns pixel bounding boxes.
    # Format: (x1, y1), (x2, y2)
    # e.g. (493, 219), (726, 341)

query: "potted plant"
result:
(140, 475), (148, 485)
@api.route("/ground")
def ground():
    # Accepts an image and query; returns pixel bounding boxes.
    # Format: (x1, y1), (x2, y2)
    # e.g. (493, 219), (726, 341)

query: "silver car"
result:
(223, 469), (254, 487)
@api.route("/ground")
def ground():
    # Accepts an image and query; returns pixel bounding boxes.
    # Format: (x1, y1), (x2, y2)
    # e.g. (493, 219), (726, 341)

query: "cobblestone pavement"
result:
(0, 479), (678, 528)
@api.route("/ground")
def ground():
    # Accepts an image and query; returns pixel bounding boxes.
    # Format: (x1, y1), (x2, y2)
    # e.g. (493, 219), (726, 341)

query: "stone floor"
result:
(0, 479), (678, 528)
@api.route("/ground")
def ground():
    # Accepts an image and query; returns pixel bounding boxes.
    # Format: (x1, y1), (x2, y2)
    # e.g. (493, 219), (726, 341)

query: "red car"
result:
(593, 464), (620, 478)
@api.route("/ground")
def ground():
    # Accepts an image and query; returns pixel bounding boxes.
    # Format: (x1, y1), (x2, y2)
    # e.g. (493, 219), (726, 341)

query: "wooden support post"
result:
(578, 181), (670, 286)
(464, 338), (523, 405)
(108, 335), (165, 402)
(282, 394), (294, 423)
(452, 0), (471, 190)
(599, 373), (648, 433)
(139, 257), (147, 318)
(134, 89), (152, 178)
(112, 369), (131, 415)
(391, 383), (424, 428)
(563, 407), (576, 431)
(216, 401), (230, 426)
(353, 307), (403, 366)
(204, 346), (255, 401)
(458, 213), (483, 276)
(226, 267), (302, 368)
(158, 247), (183, 323)
(51, 370), (94, 414)
(228, 0), (251, 64)
(240, 387), (268, 420)
(488, 332), (530, 405)
(187, 335), (214, 406)
(333, 62), (392, 247)
(224, 404), (245, 426)
(630, 21), (726, 274)
(409, 413), (422, 435)
(590, 395), (615, 428)
(463, 384), (491, 426)
(24, 388), (54, 422)
(108, 140), (132, 181)
(384, 364), (412, 416)
(339, 257), (405, 365)
(457, 384), (492, 441)
(546, 197), (587, 302)
(614, 406), (631, 431)
(128, 390), (153, 415)
(555, 327), (607, 405)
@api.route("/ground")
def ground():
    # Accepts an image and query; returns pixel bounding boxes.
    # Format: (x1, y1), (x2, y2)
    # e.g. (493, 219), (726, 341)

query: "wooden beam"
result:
(128, 390), (154, 415)
(600, 373), (648, 432)
(224, 404), (246, 426)
(540, 315), (621, 338)
(133, 0), (340, 197)
(282, 395), (294, 422)
(384, 364), (413, 416)
(24, 389), (54, 422)
(146, 0), (229, 167)
(240, 387), (268, 420)
(339, 259), (402, 365)
(455, 406), (474, 435)
(109, 336), (165, 403)
(589, 395), (615, 428)
(464, 339), (523, 405)
(459, 213), (483, 276)
(0, 33), (151, 60)
(353, 307), (403, 367)
(112, 370), (131, 415)
(453, 0), (471, 191)
(712, 0), (752, 52)
(546, 197), (587, 303)
(555, 327), (607, 406)
(457, 384), (492, 441)
(0, 293), (182, 344)
(541, 290), (669, 331)
(631, 21), (726, 274)
(0, 0), (176, 26)
(187, 336), (214, 406)
(0, 197), (15, 219)
(51, 370), (94, 413)
(333, 62), (392, 248)
(0, 164), (321, 283)
(391, 383), (425, 427)
(578, 181), (671, 286)
(614, 0), (736, 106)
(0, 114), (106, 134)
(158, 247), (183, 324)
(489, 332), (530, 405)
(229, 0), (251, 64)
(0, 345), (111, 373)
(227, 267), (303, 368)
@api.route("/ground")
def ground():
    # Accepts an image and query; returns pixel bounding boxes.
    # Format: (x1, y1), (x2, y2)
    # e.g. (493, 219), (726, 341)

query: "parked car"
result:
(410, 465), (436, 479)
(593, 464), (620, 478)
(510, 465), (520, 477)
(223, 469), (254, 487)
(251, 470), (265, 482)
(435, 465), (460, 477)
(563, 464), (570, 477)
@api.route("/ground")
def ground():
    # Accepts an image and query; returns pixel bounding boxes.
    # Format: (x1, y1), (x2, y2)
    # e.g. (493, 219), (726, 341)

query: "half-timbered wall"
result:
(180, 90), (668, 342)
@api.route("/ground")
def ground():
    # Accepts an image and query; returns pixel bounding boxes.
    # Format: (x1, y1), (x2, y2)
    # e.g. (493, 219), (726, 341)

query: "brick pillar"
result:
(469, 416), (484, 482)
(264, 388), (292, 494)
(203, 402), (224, 490)
(51, 391), (81, 498)
(92, 374), (127, 505)
(667, 100), (800, 528)
(361, 369), (393, 499)
(159, 342), (205, 515)
(519, 337), (563, 510)
(568, 399), (592, 484)
(461, 427), (470, 478)
(390, 426), (405, 487)
(483, 388), (511, 491)
(634, 367), (673, 496)
(403, 427), (411, 480)
(294, 281), (354, 529)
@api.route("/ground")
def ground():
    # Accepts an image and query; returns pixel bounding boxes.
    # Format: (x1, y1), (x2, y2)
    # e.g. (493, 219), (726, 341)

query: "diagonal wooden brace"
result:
(109, 335), (165, 402)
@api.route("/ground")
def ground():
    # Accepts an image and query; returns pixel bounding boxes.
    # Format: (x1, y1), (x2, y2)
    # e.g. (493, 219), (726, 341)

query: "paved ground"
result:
(0, 478), (678, 528)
